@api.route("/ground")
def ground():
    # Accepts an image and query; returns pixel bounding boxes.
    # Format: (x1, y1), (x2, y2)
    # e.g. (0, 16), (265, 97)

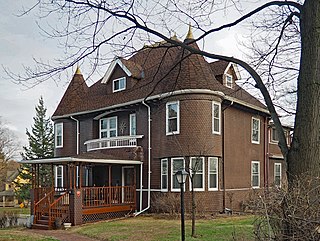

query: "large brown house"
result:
(20, 30), (290, 229)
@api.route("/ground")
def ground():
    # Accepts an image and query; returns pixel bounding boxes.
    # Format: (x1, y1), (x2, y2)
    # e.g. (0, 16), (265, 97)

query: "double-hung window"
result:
(226, 74), (233, 88)
(274, 163), (282, 187)
(208, 157), (218, 190)
(252, 117), (260, 144)
(100, 117), (117, 138)
(171, 157), (185, 191)
(55, 123), (63, 148)
(129, 113), (136, 136)
(161, 159), (168, 191)
(270, 127), (279, 143)
(166, 101), (180, 135)
(113, 77), (126, 92)
(212, 101), (221, 134)
(190, 157), (204, 191)
(251, 161), (260, 188)
(55, 165), (63, 189)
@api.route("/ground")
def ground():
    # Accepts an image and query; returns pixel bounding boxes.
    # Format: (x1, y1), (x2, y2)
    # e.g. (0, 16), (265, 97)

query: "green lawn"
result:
(72, 215), (255, 241)
(0, 228), (57, 241)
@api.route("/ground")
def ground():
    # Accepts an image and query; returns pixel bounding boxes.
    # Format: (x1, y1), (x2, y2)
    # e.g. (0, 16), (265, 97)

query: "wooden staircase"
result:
(32, 215), (50, 230)
(33, 190), (70, 230)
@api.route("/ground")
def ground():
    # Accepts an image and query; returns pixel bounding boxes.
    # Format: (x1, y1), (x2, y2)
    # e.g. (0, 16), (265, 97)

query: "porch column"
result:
(69, 189), (83, 226)
(108, 165), (111, 187)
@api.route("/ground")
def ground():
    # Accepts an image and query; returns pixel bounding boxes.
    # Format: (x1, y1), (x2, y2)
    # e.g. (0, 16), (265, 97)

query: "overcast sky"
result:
(0, 1), (257, 159)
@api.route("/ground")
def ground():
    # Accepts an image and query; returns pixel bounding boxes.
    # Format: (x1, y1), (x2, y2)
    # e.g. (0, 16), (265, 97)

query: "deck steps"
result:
(32, 214), (50, 229)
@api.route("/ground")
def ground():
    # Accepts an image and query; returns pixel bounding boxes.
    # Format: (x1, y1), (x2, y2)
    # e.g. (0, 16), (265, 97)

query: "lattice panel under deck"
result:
(82, 210), (132, 223)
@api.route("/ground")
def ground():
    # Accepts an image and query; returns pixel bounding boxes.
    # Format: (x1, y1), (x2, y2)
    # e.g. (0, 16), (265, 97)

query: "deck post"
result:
(69, 188), (83, 226)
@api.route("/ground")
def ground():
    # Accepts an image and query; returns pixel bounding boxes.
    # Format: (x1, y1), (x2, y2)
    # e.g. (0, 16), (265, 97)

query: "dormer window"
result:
(113, 77), (126, 92)
(226, 74), (233, 88)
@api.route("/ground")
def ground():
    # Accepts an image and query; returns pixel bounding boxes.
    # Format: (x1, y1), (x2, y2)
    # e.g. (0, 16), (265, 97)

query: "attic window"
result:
(113, 77), (126, 92)
(225, 74), (233, 88)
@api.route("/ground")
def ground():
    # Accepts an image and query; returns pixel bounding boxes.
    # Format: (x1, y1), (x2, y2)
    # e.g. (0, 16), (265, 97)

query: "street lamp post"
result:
(175, 169), (188, 241)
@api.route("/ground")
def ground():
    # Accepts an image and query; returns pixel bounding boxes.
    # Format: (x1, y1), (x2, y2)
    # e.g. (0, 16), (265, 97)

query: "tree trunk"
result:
(287, 0), (320, 180)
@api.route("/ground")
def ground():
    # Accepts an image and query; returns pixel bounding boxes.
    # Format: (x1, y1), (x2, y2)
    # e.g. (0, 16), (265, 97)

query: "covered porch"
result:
(21, 157), (142, 229)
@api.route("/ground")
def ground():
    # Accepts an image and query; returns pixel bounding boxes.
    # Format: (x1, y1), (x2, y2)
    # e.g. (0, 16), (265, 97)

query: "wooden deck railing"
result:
(34, 187), (54, 203)
(49, 191), (70, 227)
(34, 189), (55, 224)
(82, 186), (135, 208)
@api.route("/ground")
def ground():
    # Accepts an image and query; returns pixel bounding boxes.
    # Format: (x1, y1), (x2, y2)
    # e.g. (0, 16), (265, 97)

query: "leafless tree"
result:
(0, 118), (19, 166)
(5, 1), (320, 238)
(7, 0), (313, 179)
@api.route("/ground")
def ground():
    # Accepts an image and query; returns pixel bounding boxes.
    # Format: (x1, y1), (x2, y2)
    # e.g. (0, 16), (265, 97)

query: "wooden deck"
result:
(32, 186), (136, 228)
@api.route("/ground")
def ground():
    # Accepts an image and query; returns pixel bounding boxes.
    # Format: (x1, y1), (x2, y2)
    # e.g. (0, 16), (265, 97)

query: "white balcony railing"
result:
(84, 135), (144, 152)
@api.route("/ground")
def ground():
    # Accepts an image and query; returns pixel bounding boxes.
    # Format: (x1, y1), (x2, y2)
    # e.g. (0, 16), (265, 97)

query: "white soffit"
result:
(17, 157), (142, 165)
(101, 58), (132, 84)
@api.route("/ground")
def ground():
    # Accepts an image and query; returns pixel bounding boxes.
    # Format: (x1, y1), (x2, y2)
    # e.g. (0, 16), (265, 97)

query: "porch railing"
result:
(84, 135), (143, 151)
(82, 186), (135, 208)
(49, 191), (70, 227)
(34, 189), (55, 224)
(34, 187), (54, 203)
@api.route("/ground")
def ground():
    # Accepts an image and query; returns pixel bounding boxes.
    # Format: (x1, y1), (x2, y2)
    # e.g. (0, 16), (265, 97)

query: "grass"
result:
(0, 207), (30, 215)
(0, 228), (57, 241)
(72, 215), (255, 241)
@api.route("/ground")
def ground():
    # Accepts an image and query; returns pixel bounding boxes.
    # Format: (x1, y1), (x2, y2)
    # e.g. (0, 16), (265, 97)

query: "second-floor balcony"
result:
(84, 135), (144, 152)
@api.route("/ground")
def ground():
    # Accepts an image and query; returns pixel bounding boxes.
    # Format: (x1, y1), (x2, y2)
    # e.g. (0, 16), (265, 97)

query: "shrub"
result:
(250, 176), (320, 241)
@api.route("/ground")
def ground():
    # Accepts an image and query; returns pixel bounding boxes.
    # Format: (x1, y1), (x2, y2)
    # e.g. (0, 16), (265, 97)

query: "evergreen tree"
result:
(16, 97), (54, 204)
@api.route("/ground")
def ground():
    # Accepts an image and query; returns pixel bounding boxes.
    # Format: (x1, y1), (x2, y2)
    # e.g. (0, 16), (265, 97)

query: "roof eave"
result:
(101, 58), (132, 84)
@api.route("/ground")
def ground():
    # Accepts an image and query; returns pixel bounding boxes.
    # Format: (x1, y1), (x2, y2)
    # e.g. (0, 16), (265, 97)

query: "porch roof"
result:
(17, 157), (143, 165)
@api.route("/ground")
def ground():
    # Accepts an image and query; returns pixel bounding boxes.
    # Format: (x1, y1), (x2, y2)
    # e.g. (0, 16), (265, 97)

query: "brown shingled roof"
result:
(53, 71), (88, 117)
(209, 60), (229, 76)
(53, 41), (267, 117)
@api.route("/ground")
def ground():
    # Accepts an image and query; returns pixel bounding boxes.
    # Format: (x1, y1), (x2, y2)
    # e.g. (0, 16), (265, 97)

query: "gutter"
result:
(52, 89), (231, 120)
(135, 100), (151, 216)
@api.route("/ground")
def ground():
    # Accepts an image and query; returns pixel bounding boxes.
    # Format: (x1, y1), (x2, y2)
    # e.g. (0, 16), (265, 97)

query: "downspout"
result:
(135, 100), (151, 216)
(264, 117), (269, 190)
(222, 108), (226, 212)
(221, 100), (233, 212)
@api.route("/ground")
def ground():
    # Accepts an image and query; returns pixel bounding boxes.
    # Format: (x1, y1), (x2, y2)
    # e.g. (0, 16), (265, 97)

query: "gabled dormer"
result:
(209, 60), (241, 89)
(101, 58), (144, 93)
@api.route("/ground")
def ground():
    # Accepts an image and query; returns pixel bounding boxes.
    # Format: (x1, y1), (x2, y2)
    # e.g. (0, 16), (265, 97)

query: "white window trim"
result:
(274, 163), (282, 187)
(269, 127), (279, 144)
(55, 123), (63, 148)
(171, 157), (185, 192)
(161, 159), (168, 192)
(55, 165), (64, 189)
(112, 77), (126, 93)
(100, 116), (118, 138)
(129, 113), (136, 136)
(251, 161), (260, 188)
(251, 117), (260, 144)
(208, 157), (219, 191)
(225, 73), (233, 88)
(189, 157), (205, 191)
(166, 101), (180, 135)
(212, 101), (221, 135)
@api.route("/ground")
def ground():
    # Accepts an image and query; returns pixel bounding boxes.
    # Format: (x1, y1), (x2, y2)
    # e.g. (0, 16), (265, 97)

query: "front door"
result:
(122, 166), (135, 203)
(122, 166), (134, 186)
